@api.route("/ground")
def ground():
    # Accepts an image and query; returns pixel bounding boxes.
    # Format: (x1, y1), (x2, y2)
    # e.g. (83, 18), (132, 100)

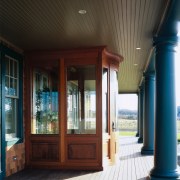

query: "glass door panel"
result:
(103, 68), (108, 133)
(67, 65), (96, 134)
(110, 70), (118, 131)
(31, 64), (59, 134)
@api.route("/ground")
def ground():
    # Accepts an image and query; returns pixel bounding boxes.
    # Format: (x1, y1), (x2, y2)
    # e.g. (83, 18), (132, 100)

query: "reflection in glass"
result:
(32, 69), (59, 134)
(5, 56), (18, 97)
(67, 66), (96, 134)
(110, 70), (118, 132)
(5, 98), (17, 140)
(67, 81), (79, 131)
(10, 60), (13, 76)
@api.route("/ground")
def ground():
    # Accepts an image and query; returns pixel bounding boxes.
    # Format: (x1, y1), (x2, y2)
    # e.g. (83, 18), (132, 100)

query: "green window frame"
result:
(0, 44), (23, 146)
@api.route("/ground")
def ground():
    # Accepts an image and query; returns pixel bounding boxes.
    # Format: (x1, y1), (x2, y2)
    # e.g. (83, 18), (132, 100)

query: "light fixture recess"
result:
(133, 63), (138, 66)
(78, 10), (87, 14)
(136, 47), (141, 50)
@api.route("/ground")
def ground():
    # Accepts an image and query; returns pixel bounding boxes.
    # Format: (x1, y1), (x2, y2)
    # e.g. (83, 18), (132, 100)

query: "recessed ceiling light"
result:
(78, 10), (87, 14)
(134, 63), (138, 66)
(136, 47), (141, 50)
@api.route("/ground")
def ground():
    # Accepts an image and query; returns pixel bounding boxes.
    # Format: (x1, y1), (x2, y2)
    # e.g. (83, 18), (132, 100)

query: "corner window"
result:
(5, 56), (19, 140)
(4, 55), (22, 141)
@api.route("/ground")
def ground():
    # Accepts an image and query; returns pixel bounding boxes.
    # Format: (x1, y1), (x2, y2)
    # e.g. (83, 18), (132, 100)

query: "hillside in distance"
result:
(178, 106), (180, 119)
(118, 109), (137, 120)
(118, 106), (180, 120)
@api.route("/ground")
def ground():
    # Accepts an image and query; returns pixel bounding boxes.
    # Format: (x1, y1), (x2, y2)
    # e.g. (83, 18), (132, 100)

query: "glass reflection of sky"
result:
(5, 98), (12, 111)
(5, 87), (16, 96)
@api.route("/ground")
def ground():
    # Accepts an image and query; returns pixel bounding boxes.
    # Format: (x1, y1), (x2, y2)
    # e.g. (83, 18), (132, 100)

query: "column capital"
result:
(153, 36), (179, 47)
(143, 71), (155, 81)
(139, 83), (144, 91)
(138, 83), (145, 96)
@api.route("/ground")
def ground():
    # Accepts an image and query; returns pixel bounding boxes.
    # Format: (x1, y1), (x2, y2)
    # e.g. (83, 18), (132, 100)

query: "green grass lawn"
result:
(118, 120), (180, 140)
(119, 132), (180, 141)
(178, 133), (180, 142)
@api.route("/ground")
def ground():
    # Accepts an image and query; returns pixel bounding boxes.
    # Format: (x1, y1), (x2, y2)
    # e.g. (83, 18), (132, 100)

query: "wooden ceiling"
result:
(0, 0), (169, 92)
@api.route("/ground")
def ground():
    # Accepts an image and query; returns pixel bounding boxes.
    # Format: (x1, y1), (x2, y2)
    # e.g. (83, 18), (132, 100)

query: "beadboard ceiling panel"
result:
(0, 0), (168, 92)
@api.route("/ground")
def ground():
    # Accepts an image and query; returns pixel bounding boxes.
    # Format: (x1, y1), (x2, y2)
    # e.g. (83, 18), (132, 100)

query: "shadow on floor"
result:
(5, 169), (98, 180)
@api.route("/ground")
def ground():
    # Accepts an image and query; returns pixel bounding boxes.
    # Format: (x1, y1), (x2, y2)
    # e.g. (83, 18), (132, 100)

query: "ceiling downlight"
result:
(78, 10), (87, 15)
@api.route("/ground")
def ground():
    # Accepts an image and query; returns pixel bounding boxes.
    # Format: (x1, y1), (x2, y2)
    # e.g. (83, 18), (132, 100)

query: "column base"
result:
(138, 137), (143, 143)
(148, 175), (180, 180)
(148, 167), (180, 180)
(136, 132), (139, 137)
(141, 146), (154, 155)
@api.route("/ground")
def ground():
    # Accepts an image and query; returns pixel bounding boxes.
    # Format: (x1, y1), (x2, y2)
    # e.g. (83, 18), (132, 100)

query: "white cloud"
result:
(118, 94), (138, 111)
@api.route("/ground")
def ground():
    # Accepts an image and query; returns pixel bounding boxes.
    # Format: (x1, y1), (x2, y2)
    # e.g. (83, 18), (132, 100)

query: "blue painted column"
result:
(149, 36), (180, 179)
(138, 82), (144, 143)
(141, 72), (155, 155)
(136, 93), (140, 137)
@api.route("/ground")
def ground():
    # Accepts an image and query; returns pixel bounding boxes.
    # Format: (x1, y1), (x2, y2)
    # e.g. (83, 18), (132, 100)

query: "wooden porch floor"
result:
(5, 136), (154, 180)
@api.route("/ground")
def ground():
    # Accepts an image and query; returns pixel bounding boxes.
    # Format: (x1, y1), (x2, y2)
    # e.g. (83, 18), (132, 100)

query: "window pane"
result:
(9, 77), (16, 96)
(110, 71), (118, 131)
(14, 61), (18, 78)
(5, 98), (17, 140)
(67, 81), (80, 131)
(5, 76), (9, 95)
(10, 59), (14, 77)
(67, 65), (96, 134)
(14, 79), (18, 95)
(103, 69), (108, 133)
(42, 76), (48, 89)
(32, 68), (59, 134)
(5, 57), (9, 75)
(84, 81), (96, 130)
(5, 57), (18, 97)
(35, 73), (41, 91)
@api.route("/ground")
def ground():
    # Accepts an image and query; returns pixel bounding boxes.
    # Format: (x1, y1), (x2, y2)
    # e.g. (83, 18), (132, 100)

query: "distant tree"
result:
(118, 109), (137, 120)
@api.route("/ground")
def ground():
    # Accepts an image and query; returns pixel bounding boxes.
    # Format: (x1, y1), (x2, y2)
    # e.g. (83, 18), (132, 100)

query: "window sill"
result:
(6, 138), (23, 147)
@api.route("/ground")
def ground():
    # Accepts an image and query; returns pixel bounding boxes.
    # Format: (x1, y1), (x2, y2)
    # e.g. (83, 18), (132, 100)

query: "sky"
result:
(118, 46), (180, 111)
(118, 94), (138, 111)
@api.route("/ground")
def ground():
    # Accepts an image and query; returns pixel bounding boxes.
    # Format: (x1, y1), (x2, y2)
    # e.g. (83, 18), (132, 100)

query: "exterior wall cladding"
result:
(6, 143), (25, 176)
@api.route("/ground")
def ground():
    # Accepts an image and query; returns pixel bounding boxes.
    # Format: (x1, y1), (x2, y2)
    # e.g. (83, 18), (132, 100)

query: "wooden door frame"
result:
(25, 47), (106, 170)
